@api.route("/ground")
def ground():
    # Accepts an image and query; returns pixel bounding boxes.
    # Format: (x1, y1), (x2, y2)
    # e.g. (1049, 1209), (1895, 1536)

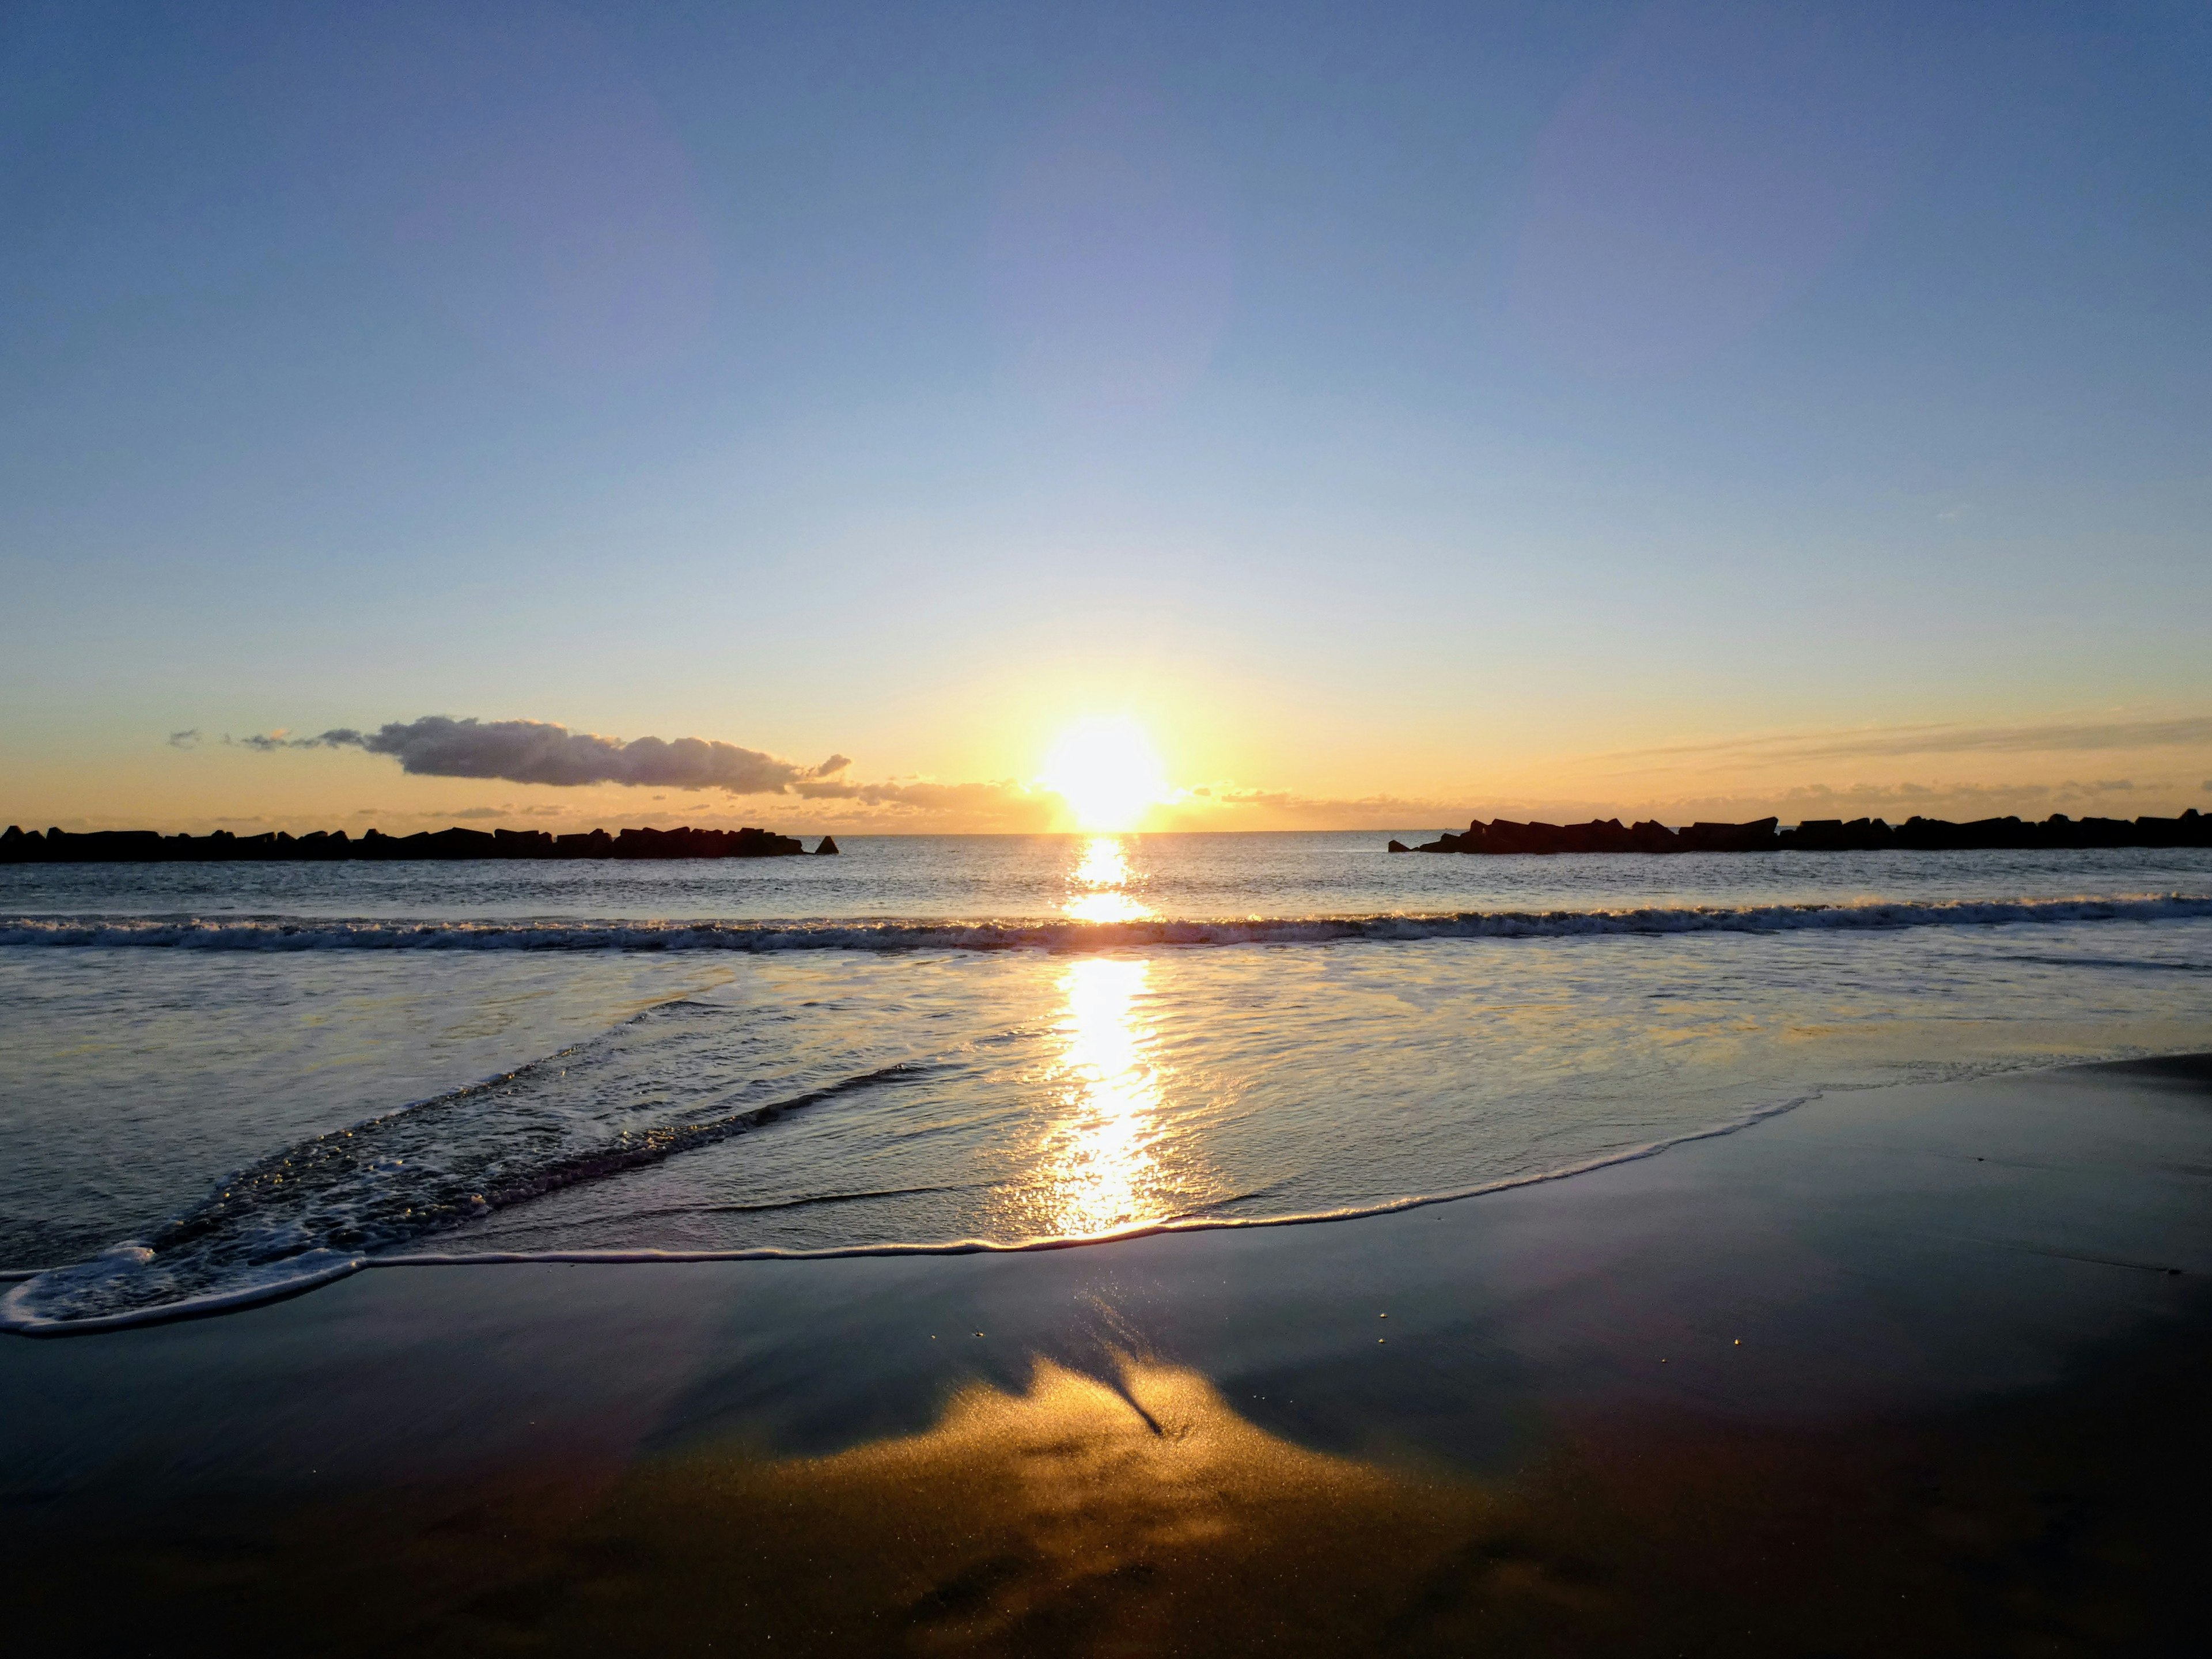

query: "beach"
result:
(12, 7), (2212, 1646)
(13, 6), (2212, 1650)
(7, 1052), (2210, 1655)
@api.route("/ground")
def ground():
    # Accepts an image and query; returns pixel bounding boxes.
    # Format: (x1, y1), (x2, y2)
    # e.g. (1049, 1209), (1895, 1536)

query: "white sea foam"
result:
(0, 1247), (365, 1335)
(4, 894), (2209, 954)
(0, 1092), (1812, 1336)
(0, 997), (951, 1334)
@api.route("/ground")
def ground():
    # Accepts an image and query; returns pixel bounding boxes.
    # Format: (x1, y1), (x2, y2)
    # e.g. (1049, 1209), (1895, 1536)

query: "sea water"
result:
(4, 832), (2210, 1331)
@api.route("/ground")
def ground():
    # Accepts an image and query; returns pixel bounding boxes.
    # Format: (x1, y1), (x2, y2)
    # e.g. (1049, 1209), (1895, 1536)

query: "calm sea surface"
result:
(5, 832), (2211, 1330)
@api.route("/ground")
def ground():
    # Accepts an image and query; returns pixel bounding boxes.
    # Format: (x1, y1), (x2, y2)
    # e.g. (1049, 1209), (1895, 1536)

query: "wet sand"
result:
(5, 1056), (2211, 1655)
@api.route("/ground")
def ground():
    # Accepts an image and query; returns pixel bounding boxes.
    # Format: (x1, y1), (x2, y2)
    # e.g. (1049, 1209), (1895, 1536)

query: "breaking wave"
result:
(5, 893), (2210, 953)
(1, 998), (942, 1335)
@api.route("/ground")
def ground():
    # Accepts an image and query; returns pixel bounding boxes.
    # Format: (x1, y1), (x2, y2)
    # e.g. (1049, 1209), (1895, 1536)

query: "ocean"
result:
(5, 831), (2210, 1333)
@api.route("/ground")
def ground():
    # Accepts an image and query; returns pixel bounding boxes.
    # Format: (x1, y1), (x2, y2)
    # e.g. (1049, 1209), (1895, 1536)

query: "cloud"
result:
(1150, 785), (1476, 830)
(166, 729), (201, 750)
(793, 774), (1046, 815)
(1199, 786), (1290, 808)
(235, 715), (1044, 824)
(230, 730), (305, 752)
(237, 715), (844, 796)
(1604, 713), (2212, 768)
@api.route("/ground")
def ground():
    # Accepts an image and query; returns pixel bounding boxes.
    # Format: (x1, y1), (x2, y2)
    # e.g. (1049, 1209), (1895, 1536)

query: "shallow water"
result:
(4, 834), (2210, 1328)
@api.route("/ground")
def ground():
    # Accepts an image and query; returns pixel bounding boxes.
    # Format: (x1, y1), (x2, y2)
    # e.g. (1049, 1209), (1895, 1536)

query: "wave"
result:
(1, 1091), (1814, 1338)
(5, 893), (2210, 954)
(0, 999), (943, 1335)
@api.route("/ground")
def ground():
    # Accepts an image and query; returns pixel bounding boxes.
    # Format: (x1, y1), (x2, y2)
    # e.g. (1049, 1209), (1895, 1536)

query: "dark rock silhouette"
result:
(1385, 839), (1410, 853)
(1, 823), (806, 863)
(1680, 818), (1781, 854)
(1402, 809), (2210, 856)
(815, 836), (840, 855)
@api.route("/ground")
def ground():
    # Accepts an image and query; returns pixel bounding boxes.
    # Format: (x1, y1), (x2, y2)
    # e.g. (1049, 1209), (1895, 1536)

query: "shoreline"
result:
(8, 1042), (2198, 1336)
(6, 1054), (2212, 1651)
(3, 1082), (1816, 1337)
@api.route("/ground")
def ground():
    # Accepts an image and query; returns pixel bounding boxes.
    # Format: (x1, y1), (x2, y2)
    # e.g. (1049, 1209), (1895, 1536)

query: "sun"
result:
(1041, 719), (1167, 831)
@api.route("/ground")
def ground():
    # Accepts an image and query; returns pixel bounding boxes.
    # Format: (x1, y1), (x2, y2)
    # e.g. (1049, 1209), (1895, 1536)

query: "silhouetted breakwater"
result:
(1388, 810), (2212, 856)
(0, 824), (813, 863)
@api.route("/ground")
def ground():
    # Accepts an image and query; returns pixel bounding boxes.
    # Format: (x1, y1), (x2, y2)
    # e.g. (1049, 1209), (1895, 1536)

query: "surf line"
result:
(2, 1094), (1817, 1338)
(6, 892), (2212, 955)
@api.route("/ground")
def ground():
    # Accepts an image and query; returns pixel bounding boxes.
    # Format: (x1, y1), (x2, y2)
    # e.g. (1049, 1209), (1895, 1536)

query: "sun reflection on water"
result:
(1063, 835), (1155, 924)
(1044, 956), (1166, 1237)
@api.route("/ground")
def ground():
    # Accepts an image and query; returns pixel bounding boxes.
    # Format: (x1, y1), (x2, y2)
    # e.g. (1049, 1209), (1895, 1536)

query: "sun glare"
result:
(1041, 719), (1166, 831)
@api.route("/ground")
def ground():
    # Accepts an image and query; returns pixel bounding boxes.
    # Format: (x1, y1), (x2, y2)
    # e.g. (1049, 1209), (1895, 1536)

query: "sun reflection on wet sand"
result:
(745, 1357), (1464, 1629)
(1062, 835), (1154, 924)
(73, 1337), (2187, 1656)
(1044, 957), (1168, 1237)
(509, 1356), (1544, 1654)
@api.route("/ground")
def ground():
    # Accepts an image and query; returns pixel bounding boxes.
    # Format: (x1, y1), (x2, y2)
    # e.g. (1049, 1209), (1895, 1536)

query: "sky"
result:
(3, 0), (2209, 835)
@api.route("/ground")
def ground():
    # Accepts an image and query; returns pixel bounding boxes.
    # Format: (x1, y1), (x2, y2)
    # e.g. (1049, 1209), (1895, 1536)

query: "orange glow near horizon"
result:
(1040, 718), (1167, 831)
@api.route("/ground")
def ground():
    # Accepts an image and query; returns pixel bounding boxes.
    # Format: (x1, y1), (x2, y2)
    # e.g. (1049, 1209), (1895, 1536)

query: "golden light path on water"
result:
(1061, 835), (1154, 924)
(1040, 836), (1172, 1236)
(1043, 955), (1168, 1237)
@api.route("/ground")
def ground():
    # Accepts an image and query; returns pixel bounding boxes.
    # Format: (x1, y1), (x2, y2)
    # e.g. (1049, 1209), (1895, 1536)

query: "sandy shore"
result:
(5, 1055), (2211, 1654)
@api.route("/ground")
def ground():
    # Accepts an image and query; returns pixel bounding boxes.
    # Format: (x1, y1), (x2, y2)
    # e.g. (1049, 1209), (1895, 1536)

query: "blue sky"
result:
(4, 1), (2209, 831)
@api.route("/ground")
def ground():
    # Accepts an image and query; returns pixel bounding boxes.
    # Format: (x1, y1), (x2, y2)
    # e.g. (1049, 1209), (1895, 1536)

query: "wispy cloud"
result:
(1603, 713), (2212, 768)
(166, 729), (201, 749)
(1149, 775), (2193, 832)
(793, 775), (1038, 812)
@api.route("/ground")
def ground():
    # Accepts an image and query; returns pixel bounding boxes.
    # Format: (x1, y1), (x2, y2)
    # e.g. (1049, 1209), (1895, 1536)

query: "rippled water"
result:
(4, 834), (2210, 1330)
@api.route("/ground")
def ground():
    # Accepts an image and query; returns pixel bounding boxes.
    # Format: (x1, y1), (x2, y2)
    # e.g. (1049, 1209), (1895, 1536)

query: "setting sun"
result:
(1040, 719), (1167, 831)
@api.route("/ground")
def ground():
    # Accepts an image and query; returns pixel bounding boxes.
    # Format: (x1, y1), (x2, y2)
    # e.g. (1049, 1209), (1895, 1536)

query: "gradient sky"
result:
(4, 1), (2209, 834)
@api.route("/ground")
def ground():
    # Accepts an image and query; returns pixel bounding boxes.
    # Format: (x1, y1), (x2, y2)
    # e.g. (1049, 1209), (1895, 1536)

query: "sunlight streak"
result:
(1044, 957), (1166, 1236)
(1062, 835), (1156, 923)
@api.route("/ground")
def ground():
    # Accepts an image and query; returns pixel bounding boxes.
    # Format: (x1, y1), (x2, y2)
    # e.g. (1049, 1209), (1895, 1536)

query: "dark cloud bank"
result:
(234, 715), (1027, 815)
(239, 717), (850, 796)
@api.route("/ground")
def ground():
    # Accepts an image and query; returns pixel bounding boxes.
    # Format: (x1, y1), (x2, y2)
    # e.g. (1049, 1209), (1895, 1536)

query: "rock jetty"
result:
(1392, 810), (2212, 855)
(0, 824), (810, 863)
